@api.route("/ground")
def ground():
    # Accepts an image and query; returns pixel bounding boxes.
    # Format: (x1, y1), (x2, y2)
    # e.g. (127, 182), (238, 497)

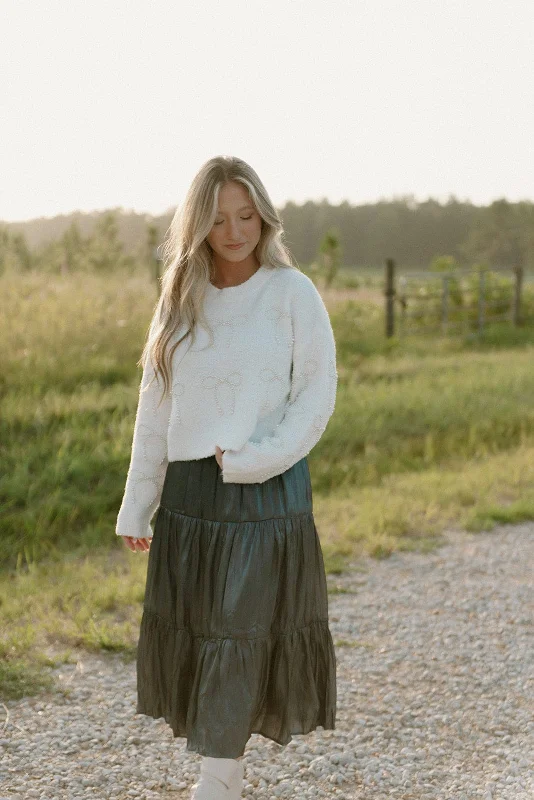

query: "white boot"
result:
(191, 756), (244, 799)
(225, 759), (244, 799)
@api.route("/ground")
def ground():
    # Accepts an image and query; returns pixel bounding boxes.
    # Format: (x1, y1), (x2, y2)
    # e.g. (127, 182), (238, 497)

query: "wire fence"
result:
(384, 260), (532, 338)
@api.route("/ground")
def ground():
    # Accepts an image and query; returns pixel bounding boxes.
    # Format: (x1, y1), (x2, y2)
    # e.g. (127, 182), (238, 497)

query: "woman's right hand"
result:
(122, 536), (151, 552)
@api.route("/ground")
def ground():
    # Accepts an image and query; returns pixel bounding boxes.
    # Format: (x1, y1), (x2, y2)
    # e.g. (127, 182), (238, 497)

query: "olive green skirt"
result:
(136, 454), (337, 758)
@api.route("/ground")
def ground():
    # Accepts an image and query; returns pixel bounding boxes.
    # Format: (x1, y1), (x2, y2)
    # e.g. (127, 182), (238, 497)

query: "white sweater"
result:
(115, 263), (338, 538)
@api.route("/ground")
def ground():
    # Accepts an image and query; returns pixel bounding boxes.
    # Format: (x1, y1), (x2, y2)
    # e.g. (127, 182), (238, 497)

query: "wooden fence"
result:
(384, 259), (525, 338)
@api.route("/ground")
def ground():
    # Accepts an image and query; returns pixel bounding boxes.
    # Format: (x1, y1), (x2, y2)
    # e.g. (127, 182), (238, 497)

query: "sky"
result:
(1, 0), (533, 223)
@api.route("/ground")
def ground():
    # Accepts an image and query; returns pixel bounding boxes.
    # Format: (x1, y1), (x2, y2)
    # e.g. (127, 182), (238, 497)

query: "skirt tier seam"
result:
(141, 605), (331, 641)
(157, 504), (314, 525)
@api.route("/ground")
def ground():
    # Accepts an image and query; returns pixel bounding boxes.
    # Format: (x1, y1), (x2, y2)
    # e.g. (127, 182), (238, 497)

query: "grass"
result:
(3, 266), (534, 700)
(0, 547), (143, 700)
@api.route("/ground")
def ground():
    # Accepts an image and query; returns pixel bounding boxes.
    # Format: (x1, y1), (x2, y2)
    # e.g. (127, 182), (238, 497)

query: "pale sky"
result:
(1, 0), (533, 223)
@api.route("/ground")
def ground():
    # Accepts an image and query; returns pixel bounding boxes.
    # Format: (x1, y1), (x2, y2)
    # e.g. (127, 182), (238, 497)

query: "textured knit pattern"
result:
(116, 264), (338, 538)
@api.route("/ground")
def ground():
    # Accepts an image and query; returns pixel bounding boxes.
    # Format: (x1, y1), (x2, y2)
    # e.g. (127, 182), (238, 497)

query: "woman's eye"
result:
(214, 215), (254, 226)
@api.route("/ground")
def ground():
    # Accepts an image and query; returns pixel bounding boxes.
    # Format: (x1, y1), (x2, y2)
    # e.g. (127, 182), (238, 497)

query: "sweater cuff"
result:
(221, 444), (284, 484)
(115, 520), (154, 539)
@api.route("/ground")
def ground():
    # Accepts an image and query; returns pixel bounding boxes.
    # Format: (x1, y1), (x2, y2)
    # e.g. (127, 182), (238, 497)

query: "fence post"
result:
(512, 266), (524, 326)
(385, 258), (395, 337)
(398, 276), (407, 337)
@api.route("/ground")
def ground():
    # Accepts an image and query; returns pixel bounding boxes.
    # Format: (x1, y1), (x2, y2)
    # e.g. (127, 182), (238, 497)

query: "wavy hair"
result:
(138, 155), (298, 406)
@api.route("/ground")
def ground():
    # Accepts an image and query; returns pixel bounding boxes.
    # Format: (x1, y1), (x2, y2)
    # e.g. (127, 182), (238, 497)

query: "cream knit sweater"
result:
(115, 264), (338, 538)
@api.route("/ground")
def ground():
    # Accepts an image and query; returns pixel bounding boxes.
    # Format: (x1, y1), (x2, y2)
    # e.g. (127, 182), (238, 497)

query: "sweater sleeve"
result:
(221, 275), (338, 484)
(115, 354), (171, 538)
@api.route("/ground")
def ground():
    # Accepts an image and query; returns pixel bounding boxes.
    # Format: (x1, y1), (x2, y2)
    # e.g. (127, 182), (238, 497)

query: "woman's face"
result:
(206, 181), (262, 265)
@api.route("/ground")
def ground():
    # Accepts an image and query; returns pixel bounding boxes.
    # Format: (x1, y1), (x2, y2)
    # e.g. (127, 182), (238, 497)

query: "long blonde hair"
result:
(139, 155), (298, 406)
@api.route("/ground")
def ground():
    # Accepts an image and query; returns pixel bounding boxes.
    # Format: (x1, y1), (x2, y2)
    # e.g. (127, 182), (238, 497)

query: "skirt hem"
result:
(134, 706), (336, 758)
(136, 605), (337, 758)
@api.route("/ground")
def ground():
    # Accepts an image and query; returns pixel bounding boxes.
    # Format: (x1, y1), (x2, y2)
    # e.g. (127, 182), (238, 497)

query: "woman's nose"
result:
(226, 219), (240, 236)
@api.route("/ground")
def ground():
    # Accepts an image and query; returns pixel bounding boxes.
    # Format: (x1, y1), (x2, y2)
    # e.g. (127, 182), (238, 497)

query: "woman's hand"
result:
(122, 536), (151, 552)
(215, 445), (225, 469)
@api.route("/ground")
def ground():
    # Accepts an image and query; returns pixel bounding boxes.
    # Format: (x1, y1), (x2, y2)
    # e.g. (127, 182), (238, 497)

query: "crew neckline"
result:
(207, 264), (268, 296)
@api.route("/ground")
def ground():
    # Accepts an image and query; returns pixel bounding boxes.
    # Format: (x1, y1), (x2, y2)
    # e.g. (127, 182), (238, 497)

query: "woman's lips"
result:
(225, 243), (245, 249)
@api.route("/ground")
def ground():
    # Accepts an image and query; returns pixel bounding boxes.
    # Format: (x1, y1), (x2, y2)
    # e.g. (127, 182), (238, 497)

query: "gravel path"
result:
(1, 522), (533, 799)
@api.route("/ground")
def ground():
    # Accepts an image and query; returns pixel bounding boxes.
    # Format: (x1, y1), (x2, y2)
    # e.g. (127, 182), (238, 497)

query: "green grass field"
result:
(3, 266), (534, 700)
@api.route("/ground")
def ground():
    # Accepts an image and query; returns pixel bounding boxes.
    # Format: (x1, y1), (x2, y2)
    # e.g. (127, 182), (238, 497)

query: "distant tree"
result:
(60, 221), (85, 274)
(12, 232), (33, 272)
(459, 199), (525, 268)
(0, 227), (33, 274)
(318, 228), (342, 287)
(516, 201), (534, 270)
(85, 211), (131, 273)
(0, 226), (10, 275)
(146, 223), (163, 295)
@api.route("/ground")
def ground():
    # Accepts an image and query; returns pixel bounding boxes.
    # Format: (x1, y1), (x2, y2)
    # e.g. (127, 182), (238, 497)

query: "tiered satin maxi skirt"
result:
(136, 454), (337, 758)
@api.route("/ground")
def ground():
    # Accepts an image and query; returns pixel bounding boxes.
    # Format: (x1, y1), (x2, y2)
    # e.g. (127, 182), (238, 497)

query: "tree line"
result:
(1, 195), (533, 276)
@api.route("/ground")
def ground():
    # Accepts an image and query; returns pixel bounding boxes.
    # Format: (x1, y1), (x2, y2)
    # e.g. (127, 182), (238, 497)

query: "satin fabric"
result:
(136, 454), (337, 758)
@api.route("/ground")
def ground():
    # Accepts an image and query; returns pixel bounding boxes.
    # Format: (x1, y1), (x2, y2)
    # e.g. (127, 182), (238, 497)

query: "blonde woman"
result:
(116, 156), (338, 799)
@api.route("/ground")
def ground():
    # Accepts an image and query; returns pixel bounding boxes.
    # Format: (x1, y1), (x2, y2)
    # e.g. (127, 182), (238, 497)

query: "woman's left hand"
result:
(215, 445), (225, 469)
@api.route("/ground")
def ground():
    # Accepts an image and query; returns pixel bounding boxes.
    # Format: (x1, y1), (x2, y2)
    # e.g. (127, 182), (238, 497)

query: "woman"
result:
(115, 155), (338, 800)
